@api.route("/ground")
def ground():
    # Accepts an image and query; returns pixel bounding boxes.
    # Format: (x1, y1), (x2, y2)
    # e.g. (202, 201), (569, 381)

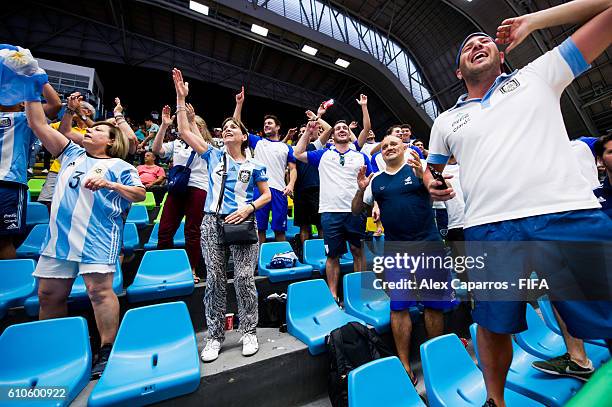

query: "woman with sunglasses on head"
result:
(25, 93), (145, 378)
(171, 68), (271, 362)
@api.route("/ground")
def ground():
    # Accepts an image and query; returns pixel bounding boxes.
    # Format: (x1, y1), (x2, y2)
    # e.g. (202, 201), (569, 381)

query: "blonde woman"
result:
(25, 96), (145, 379)
(152, 104), (210, 283)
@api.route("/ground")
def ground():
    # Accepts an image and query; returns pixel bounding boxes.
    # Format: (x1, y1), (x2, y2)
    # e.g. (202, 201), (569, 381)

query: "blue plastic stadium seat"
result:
(126, 205), (149, 228)
(0, 317), (91, 406)
(537, 297), (607, 347)
(343, 271), (390, 333)
(515, 304), (610, 367)
(0, 259), (36, 319)
(265, 218), (301, 241)
(88, 302), (200, 407)
(144, 222), (185, 250)
(286, 279), (365, 355)
(16, 223), (48, 258)
(420, 334), (543, 407)
(303, 239), (353, 275)
(24, 262), (123, 317)
(470, 323), (582, 406)
(122, 222), (140, 254)
(258, 242), (313, 282)
(25, 202), (49, 227)
(348, 356), (425, 407)
(126, 249), (194, 303)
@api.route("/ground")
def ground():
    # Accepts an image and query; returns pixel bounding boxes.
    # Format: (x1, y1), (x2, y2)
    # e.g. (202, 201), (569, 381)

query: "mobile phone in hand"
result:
(429, 167), (448, 190)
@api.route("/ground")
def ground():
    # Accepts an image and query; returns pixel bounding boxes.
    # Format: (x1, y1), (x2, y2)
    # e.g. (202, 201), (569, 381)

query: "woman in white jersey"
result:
(25, 98), (145, 378)
(172, 68), (271, 362)
(152, 103), (211, 284)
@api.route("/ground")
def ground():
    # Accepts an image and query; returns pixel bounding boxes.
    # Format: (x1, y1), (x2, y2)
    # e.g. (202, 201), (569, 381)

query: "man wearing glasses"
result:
(293, 94), (372, 302)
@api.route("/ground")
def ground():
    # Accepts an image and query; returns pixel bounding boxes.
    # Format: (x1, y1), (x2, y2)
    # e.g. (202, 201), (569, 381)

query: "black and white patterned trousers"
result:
(201, 213), (259, 341)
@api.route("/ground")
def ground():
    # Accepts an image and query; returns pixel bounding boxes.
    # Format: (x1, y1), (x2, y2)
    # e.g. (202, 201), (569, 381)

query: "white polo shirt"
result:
(570, 139), (599, 190)
(306, 147), (372, 213)
(428, 38), (600, 229)
(443, 163), (465, 229)
(161, 140), (209, 192)
(249, 134), (295, 192)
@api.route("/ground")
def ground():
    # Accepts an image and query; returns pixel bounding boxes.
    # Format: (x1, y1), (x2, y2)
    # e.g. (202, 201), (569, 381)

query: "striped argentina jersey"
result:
(0, 111), (36, 185)
(201, 147), (267, 215)
(41, 142), (144, 263)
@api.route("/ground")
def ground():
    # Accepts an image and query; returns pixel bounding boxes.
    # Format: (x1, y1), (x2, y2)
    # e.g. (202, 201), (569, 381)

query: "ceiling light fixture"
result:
(251, 24), (269, 37)
(189, 1), (209, 15)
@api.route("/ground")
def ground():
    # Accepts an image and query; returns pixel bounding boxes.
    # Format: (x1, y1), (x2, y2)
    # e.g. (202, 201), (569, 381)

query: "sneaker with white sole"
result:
(200, 339), (222, 362)
(240, 333), (259, 356)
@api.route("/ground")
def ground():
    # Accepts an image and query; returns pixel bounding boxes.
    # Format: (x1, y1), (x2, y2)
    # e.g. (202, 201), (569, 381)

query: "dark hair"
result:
(264, 114), (281, 128)
(222, 117), (250, 153)
(386, 124), (402, 135)
(594, 133), (612, 158)
(334, 120), (348, 127)
(400, 123), (412, 130)
(413, 138), (423, 144)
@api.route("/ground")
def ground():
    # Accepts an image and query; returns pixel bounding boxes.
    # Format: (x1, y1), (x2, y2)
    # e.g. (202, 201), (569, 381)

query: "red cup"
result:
(322, 99), (334, 109)
(225, 313), (235, 331)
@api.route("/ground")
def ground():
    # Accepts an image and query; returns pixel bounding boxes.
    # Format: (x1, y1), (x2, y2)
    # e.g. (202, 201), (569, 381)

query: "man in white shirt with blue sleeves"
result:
(425, 2), (612, 406)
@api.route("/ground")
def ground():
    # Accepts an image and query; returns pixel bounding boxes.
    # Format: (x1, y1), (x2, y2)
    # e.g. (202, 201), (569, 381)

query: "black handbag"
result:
(167, 150), (196, 195)
(216, 153), (258, 245)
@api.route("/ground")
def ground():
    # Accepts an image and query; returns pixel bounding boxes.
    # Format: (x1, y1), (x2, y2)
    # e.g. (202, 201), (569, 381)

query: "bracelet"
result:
(176, 107), (186, 113)
(250, 202), (257, 212)
(114, 114), (124, 118)
(66, 108), (77, 115)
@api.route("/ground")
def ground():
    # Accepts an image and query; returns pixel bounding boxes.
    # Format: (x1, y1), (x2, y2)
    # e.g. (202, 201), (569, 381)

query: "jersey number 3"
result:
(69, 171), (85, 189)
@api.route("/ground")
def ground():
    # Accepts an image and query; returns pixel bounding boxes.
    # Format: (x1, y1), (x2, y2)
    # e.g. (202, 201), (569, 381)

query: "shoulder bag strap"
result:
(215, 153), (228, 215)
(185, 150), (197, 168)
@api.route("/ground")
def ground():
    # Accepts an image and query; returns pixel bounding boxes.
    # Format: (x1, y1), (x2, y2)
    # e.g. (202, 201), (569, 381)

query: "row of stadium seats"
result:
(286, 278), (610, 406)
(0, 301), (200, 406)
(0, 250), (195, 318)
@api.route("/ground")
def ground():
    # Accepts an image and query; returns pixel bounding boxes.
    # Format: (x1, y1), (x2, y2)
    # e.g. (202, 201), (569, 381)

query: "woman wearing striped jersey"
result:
(24, 98), (145, 378)
(172, 68), (271, 362)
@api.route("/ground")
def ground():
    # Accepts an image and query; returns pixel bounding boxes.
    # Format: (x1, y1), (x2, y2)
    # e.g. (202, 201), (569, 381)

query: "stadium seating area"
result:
(0, 196), (609, 406)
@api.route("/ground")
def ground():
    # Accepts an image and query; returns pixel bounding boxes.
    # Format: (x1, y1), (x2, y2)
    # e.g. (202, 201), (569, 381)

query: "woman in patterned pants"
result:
(172, 68), (271, 361)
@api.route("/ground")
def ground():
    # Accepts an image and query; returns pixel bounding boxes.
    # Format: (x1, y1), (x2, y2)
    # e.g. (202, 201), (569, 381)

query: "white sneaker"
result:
(240, 333), (259, 356)
(27, 168), (34, 175)
(200, 339), (221, 362)
(41, 169), (49, 174)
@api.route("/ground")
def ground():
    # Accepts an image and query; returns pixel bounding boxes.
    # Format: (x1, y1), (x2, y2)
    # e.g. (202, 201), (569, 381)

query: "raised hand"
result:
(407, 149), (423, 179)
(186, 103), (196, 123)
(305, 110), (316, 120)
(67, 92), (82, 112)
(161, 105), (175, 126)
(286, 127), (297, 140)
(349, 121), (358, 130)
(495, 15), (534, 53)
(114, 97), (123, 115)
(317, 103), (327, 117)
(357, 165), (373, 192)
(235, 86), (245, 104)
(172, 68), (189, 99)
(356, 94), (368, 106)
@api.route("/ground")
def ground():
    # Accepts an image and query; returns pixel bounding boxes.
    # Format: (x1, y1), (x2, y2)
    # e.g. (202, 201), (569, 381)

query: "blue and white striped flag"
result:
(0, 44), (48, 106)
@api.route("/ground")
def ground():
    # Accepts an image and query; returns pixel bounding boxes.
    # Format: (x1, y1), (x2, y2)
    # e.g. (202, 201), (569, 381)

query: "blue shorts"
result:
(321, 212), (365, 258)
(384, 241), (458, 312)
(465, 209), (612, 338)
(254, 188), (288, 232)
(0, 181), (27, 236)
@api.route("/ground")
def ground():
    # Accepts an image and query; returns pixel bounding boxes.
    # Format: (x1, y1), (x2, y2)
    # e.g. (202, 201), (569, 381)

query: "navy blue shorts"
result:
(383, 241), (458, 312)
(465, 209), (612, 339)
(0, 181), (27, 236)
(321, 212), (366, 258)
(254, 188), (288, 232)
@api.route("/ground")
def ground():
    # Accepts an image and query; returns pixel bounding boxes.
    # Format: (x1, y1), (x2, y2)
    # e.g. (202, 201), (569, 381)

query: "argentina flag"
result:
(0, 44), (48, 106)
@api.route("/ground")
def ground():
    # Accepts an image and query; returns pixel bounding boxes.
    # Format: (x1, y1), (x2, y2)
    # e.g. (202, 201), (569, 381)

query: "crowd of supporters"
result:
(0, 1), (611, 406)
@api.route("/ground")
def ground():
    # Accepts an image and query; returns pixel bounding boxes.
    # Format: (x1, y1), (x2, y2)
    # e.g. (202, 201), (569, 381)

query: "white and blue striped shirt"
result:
(0, 111), (36, 185)
(40, 142), (144, 264)
(201, 147), (268, 215)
